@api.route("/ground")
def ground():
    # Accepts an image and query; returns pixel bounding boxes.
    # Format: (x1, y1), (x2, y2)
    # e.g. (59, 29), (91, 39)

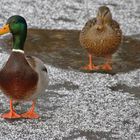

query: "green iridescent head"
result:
(0, 15), (27, 50)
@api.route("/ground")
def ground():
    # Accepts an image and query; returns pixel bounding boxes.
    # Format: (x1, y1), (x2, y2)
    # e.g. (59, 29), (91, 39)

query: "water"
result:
(1, 29), (140, 74)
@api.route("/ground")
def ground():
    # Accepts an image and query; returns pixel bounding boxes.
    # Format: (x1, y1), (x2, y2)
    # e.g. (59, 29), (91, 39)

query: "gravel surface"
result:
(0, 52), (140, 140)
(0, 0), (140, 35)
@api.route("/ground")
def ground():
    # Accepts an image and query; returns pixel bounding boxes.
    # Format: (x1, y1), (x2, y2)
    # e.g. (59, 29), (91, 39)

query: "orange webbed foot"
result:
(81, 64), (99, 71)
(101, 63), (112, 71)
(1, 110), (21, 119)
(82, 54), (99, 70)
(21, 111), (39, 119)
(21, 101), (39, 119)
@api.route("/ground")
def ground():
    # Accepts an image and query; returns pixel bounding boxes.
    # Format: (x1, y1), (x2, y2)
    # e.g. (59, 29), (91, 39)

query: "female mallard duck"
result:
(0, 15), (49, 119)
(79, 6), (122, 71)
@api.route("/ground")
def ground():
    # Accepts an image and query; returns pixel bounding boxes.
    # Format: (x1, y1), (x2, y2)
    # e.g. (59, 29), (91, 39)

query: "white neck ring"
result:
(12, 49), (24, 53)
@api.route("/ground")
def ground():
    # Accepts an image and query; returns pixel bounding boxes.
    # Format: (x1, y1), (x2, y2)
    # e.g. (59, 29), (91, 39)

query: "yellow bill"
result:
(0, 24), (10, 35)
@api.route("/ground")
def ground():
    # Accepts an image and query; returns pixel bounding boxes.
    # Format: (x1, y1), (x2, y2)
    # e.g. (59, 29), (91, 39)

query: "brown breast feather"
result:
(0, 52), (38, 100)
(79, 18), (122, 56)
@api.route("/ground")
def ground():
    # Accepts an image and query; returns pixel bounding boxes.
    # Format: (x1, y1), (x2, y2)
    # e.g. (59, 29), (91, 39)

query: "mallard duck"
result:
(0, 15), (49, 119)
(79, 6), (122, 70)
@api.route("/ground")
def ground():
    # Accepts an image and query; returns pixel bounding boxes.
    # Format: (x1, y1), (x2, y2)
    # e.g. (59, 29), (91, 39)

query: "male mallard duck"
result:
(79, 6), (122, 70)
(0, 15), (49, 119)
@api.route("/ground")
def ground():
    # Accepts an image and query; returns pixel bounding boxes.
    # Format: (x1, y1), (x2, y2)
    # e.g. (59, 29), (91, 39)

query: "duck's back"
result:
(0, 52), (38, 100)
(79, 18), (122, 56)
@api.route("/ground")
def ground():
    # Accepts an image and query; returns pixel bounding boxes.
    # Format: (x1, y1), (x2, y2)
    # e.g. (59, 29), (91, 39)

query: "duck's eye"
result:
(12, 20), (17, 24)
(104, 10), (109, 17)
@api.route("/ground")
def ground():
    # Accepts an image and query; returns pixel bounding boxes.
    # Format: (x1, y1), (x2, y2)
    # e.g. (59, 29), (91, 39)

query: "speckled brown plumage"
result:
(80, 18), (122, 57)
(79, 6), (122, 70)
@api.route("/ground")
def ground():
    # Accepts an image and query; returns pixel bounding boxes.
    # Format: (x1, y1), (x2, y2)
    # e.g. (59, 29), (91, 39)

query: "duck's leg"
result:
(1, 99), (21, 119)
(101, 55), (112, 71)
(21, 101), (39, 119)
(82, 54), (99, 70)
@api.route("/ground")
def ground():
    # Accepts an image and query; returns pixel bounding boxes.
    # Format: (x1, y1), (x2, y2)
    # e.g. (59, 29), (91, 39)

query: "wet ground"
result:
(1, 29), (140, 74)
(0, 29), (140, 140)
